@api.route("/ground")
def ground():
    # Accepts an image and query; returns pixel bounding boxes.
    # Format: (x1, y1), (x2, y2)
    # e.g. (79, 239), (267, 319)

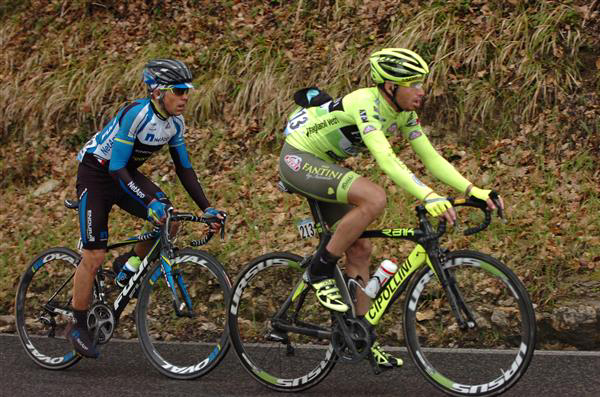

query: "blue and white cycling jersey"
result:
(77, 98), (192, 171)
(76, 98), (211, 210)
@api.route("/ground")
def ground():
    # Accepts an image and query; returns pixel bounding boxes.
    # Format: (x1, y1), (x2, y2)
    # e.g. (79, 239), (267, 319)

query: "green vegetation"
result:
(0, 0), (599, 338)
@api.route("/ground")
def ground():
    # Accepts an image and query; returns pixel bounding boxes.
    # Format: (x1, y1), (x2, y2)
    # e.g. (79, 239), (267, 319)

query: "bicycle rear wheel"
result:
(228, 252), (336, 392)
(15, 247), (82, 369)
(404, 250), (536, 397)
(136, 248), (231, 380)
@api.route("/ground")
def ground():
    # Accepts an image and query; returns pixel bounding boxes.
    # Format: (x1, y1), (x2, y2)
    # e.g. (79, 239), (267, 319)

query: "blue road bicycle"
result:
(15, 200), (231, 380)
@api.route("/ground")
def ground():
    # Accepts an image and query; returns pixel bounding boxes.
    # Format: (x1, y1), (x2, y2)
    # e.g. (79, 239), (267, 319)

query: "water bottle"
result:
(116, 256), (141, 288)
(364, 260), (398, 298)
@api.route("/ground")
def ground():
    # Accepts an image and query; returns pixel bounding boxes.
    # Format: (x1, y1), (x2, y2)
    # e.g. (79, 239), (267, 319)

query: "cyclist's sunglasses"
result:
(397, 77), (425, 89)
(160, 87), (190, 96)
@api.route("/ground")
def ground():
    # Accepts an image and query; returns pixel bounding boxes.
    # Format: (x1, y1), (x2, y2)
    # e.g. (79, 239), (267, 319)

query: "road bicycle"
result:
(15, 199), (231, 380)
(227, 184), (536, 396)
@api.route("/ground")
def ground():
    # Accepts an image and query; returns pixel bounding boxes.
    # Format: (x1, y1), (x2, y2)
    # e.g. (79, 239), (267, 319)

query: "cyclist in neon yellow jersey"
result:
(279, 48), (504, 369)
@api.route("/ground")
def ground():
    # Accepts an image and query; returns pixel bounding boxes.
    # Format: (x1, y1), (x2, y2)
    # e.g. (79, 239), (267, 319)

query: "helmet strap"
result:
(151, 94), (170, 119)
(381, 83), (405, 112)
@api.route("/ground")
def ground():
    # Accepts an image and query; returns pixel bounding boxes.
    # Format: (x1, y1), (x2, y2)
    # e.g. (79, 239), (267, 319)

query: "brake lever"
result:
(489, 191), (506, 222)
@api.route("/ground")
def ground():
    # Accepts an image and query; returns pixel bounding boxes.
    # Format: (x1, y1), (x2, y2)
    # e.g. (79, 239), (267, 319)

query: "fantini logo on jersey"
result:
(284, 155), (302, 172)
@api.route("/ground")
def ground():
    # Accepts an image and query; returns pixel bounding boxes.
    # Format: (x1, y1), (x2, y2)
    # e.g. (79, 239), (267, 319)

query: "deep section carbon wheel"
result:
(404, 250), (536, 396)
(228, 252), (337, 392)
(15, 247), (83, 369)
(136, 248), (231, 380)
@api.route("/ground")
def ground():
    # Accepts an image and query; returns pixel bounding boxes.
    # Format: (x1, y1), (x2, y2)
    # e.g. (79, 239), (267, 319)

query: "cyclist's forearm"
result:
(109, 167), (153, 206)
(364, 131), (432, 200)
(411, 134), (471, 193)
(175, 167), (210, 210)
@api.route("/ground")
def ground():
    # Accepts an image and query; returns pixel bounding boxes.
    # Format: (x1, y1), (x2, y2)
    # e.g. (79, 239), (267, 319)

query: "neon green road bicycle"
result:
(227, 186), (536, 396)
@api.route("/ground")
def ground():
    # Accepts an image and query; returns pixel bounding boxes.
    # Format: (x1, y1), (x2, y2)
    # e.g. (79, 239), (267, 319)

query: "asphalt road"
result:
(1, 334), (599, 396)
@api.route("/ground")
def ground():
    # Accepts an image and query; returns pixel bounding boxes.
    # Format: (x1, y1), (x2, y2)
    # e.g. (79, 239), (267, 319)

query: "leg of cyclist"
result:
(69, 248), (103, 358)
(307, 177), (385, 312)
(325, 181), (403, 369)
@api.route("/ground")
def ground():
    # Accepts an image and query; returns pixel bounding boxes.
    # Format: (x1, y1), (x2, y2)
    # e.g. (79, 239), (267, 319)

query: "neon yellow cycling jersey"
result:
(284, 87), (472, 200)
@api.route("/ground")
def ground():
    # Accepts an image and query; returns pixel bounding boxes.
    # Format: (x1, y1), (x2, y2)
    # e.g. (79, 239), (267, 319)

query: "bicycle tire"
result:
(404, 250), (536, 397)
(136, 248), (231, 380)
(15, 247), (83, 370)
(228, 252), (337, 392)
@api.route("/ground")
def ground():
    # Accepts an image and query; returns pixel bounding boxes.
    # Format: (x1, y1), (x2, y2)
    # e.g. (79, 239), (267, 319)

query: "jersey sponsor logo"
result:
(99, 137), (115, 157)
(408, 130), (422, 140)
(305, 117), (339, 136)
(284, 155), (302, 172)
(363, 125), (376, 134)
(359, 109), (368, 123)
(387, 123), (398, 133)
(127, 181), (146, 199)
(145, 133), (170, 143)
(327, 187), (335, 195)
(302, 163), (344, 180)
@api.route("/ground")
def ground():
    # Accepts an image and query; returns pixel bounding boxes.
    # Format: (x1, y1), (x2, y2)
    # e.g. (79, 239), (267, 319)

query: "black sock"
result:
(309, 249), (340, 279)
(73, 309), (88, 330)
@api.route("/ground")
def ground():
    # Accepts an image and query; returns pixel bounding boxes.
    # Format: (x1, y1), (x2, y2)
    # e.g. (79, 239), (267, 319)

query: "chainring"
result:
(331, 317), (372, 363)
(87, 302), (116, 345)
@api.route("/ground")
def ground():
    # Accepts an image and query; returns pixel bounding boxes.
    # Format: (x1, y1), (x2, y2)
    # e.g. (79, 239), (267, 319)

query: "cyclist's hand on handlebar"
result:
(424, 193), (456, 225)
(203, 207), (226, 232)
(147, 199), (168, 224)
(469, 187), (505, 217)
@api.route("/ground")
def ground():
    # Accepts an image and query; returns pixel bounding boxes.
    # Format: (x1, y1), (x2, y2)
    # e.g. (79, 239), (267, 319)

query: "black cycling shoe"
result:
(66, 323), (99, 359)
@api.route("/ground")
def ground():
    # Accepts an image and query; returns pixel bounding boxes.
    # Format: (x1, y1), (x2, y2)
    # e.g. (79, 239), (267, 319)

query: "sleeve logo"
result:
(408, 130), (422, 140)
(359, 109), (369, 123)
(363, 125), (376, 134)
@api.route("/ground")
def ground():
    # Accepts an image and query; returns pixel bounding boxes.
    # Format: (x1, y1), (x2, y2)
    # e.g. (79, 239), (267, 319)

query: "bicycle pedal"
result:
(367, 354), (395, 375)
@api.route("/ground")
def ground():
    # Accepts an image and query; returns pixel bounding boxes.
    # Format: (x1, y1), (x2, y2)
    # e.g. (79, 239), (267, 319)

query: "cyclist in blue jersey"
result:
(68, 59), (224, 358)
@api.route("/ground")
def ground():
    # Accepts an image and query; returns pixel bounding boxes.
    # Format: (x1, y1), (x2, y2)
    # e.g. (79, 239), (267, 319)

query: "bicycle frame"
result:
(88, 211), (213, 321)
(287, 196), (490, 333)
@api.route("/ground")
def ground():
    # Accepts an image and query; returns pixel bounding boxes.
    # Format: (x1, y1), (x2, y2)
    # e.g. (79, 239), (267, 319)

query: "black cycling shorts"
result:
(75, 159), (172, 250)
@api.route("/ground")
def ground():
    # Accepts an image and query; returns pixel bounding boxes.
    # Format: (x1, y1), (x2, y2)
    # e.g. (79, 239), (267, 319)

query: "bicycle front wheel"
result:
(228, 252), (337, 392)
(136, 248), (231, 380)
(404, 250), (536, 397)
(15, 247), (82, 370)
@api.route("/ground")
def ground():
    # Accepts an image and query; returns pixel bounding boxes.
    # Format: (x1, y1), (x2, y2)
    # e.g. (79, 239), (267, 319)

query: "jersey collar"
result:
(150, 99), (169, 120)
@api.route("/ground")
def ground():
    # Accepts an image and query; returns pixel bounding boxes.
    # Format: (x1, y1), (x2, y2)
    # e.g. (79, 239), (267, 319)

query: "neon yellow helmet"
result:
(369, 48), (429, 84)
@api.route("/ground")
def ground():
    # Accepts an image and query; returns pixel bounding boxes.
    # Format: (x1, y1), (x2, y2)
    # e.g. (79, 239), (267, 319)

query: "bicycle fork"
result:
(428, 252), (477, 330)
(159, 254), (194, 318)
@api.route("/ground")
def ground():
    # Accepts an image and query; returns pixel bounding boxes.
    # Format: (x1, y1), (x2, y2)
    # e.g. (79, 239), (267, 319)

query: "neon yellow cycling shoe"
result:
(371, 341), (403, 369)
(308, 277), (349, 313)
